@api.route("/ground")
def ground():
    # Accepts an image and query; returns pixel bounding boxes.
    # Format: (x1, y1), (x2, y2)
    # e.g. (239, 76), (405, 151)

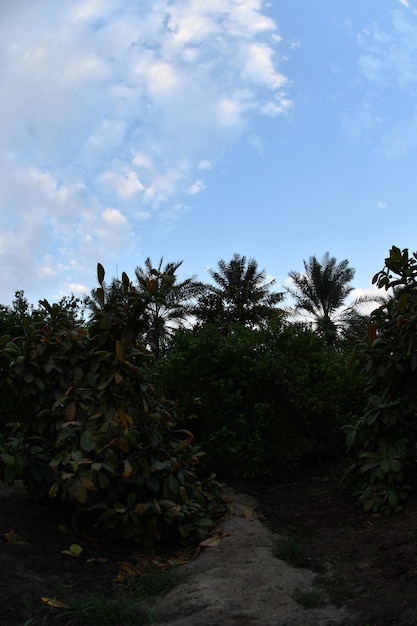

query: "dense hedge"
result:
(345, 246), (417, 512)
(0, 267), (225, 546)
(154, 320), (363, 478)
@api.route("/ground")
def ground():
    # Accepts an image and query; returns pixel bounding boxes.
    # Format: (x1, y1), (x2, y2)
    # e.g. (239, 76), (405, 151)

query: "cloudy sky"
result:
(1, 0), (417, 306)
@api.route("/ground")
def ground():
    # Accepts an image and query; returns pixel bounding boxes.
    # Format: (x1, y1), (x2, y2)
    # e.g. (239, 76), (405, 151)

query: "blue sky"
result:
(1, 0), (417, 306)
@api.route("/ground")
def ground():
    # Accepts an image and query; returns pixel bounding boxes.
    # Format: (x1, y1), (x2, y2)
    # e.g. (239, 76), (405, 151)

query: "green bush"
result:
(154, 319), (360, 478)
(344, 246), (417, 512)
(0, 265), (224, 545)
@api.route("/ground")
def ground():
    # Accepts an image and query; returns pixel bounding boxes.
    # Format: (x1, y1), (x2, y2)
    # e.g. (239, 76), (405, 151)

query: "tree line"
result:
(0, 251), (374, 353)
(0, 246), (416, 546)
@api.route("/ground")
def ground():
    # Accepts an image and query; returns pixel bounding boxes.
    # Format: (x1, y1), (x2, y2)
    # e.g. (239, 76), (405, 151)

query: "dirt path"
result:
(148, 488), (352, 625)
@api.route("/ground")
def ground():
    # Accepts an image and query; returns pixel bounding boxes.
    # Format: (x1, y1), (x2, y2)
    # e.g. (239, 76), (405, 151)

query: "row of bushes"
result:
(154, 320), (364, 478)
(2, 245), (417, 540)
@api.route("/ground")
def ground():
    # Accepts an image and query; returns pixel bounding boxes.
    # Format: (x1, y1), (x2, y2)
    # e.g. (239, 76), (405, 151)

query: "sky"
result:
(1, 0), (417, 307)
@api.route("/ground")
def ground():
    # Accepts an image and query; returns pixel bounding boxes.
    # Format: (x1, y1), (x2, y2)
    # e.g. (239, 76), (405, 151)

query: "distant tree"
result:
(134, 257), (203, 357)
(0, 290), (32, 337)
(287, 253), (375, 341)
(193, 253), (284, 329)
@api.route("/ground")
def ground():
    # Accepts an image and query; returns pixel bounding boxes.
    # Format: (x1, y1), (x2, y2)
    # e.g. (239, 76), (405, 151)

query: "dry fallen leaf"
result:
(2, 529), (28, 545)
(41, 597), (69, 608)
(241, 508), (265, 521)
(199, 529), (230, 547)
(61, 543), (83, 557)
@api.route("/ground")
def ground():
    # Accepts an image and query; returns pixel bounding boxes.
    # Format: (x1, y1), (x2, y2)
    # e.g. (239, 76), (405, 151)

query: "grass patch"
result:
(122, 566), (180, 600)
(273, 536), (309, 568)
(26, 566), (180, 625)
(59, 591), (152, 626)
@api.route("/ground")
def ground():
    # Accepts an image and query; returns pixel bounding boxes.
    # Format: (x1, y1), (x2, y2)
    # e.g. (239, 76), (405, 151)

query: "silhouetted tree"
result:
(194, 253), (283, 329)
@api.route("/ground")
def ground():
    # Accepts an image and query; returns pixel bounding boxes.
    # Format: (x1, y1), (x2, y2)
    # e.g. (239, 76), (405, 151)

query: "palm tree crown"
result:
(287, 253), (355, 337)
(194, 253), (283, 328)
(135, 257), (202, 356)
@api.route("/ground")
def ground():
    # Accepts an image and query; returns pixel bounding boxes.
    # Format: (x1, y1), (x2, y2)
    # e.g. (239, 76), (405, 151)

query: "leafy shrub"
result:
(344, 246), (417, 512)
(0, 265), (224, 545)
(154, 319), (360, 478)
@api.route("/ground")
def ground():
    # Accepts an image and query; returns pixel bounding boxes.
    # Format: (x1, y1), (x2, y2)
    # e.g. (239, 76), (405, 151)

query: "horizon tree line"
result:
(0, 252), (380, 354)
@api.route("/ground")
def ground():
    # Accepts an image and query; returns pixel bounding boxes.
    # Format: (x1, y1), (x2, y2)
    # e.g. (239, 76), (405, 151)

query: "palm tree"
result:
(287, 252), (377, 340)
(194, 253), (283, 328)
(134, 257), (202, 357)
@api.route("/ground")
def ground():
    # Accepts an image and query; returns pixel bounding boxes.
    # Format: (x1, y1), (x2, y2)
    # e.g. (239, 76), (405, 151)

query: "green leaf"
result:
(145, 476), (160, 493)
(80, 431), (95, 452)
(44, 359), (55, 374)
(1, 453), (15, 467)
(4, 465), (16, 485)
(151, 460), (171, 473)
(95, 287), (105, 305)
(163, 474), (179, 498)
(71, 479), (87, 504)
(388, 490), (398, 509)
(126, 492), (136, 508)
(13, 454), (24, 475)
(178, 523), (193, 538)
(98, 472), (109, 489)
(389, 459), (402, 473)
(97, 263), (105, 285)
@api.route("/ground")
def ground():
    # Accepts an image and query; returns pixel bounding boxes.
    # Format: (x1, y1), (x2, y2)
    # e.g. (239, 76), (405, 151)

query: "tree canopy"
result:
(287, 252), (371, 340)
(193, 253), (284, 329)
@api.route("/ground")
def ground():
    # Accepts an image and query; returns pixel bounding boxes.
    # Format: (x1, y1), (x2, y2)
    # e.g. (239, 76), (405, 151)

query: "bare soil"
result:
(1, 462), (417, 625)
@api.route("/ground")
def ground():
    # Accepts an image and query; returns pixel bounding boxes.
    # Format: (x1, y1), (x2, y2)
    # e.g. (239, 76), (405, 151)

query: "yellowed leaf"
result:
(3, 529), (28, 545)
(113, 371), (123, 385)
(58, 525), (73, 535)
(79, 476), (96, 491)
(48, 482), (59, 499)
(71, 478), (87, 504)
(134, 502), (151, 515)
(199, 529), (230, 547)
(115, 339), (124, 361)
(241, 508), (264, 521)
(41, 597), (69, 608)
(174, 428), (194, 450)
(120, 563), (140, 577)
(109, 437), (130, 453)
(86, 556), (108, 563)
(199, 535), (222, 547)
(61, 543), (83, 557)
(65, 401), (76, 422)
(122, 459), (133, 478)
(114, 409), (133, 429)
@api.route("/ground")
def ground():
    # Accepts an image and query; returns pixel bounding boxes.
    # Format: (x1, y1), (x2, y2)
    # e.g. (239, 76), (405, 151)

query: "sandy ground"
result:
(148, 488), (352, 626)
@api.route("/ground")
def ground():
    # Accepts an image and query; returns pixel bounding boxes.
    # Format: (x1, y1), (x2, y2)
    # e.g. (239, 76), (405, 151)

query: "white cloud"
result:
(101, 170), (145, 198)
(217, 98), (246, 128)
(198, 160), (213, 171)
(345, 7), (417, 158)
(243, 43), (286, 89)
(0, 0), (291, 303)
(102, 208), (127, 226)
(186, 180), (206, 195)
